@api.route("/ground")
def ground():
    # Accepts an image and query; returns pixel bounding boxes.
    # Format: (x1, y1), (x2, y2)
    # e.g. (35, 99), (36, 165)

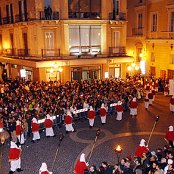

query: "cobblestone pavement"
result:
(2, 93), (173, 174)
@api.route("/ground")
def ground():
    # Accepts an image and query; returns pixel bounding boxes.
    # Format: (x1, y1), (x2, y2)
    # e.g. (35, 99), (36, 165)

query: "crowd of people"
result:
(0, 76), (172, 173)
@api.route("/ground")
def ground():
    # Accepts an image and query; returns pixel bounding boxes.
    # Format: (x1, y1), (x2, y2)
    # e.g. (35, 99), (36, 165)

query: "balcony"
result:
(2, 17), (14, 24)
(109, 12), (126, 21)
(69, 12), (101, 19)
(69, 45), (101, 56)
(38, 11), (59, 20)
(15, 14), (28, 22)
(109, 47), (126, 56)
(17, 49), (30, 57)
(3, 49), (16, 56)
(132, 27), (144, 36)
(41, 49), (60, 57)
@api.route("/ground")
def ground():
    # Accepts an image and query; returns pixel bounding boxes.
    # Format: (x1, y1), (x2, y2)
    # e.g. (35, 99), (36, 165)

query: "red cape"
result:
(32, 122), (39, 132)
(64, 115), (73, 124)
(40, 171), (49, 174)
(130, 101), (138, 108)
(135, 146), (149, 158)
(165, 131), (174, 141)
(170, 98), (174, 105)
(44, 119), (53, 128)
(74, 160), (87, 174)
(116, 105), (123, 112)
(16, 125), (23, 136)
(100, 108), (106, 117)
(88, 110), (96, 119)
(8, 148), (21, 161)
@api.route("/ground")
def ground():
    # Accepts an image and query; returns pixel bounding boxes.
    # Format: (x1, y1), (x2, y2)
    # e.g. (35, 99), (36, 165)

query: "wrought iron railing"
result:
(69, 12), (101, 19)
(17, 49), (30, 57)
(41, 49), (60, 57)
(132, 27), (144, 36)
(109, 47), (126, 56)
(109, 12), (126, 21)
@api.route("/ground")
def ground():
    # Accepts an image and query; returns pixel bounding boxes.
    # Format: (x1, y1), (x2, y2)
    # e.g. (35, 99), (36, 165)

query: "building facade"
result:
(0, 0), (132, 83)
(127, 0), (174, 79)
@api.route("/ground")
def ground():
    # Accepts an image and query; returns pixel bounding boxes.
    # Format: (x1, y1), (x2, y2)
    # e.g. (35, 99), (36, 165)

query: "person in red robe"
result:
(74, 153), (88, 174)
(148, 91), (153, 105)
(0, 118), (4, 132)
(135, 139), (149, 158)
(16, 120), (25, 145)
(32, 117), (40, 142)
(8, 141), (23, 174)
(39, 162), (52, 174)
(164, 84), (169, 96)
(170, 95), (174, 113)
(88, 106), (96, 128)
(165, 126), (174, 148)
(144, 96), (149, 110)
(129, 98), (138, 117)
(64, 110), (74, 134)
(44, 114), (54, 137)
(100, 103), (107, 124)
(115, 101), (123, 121)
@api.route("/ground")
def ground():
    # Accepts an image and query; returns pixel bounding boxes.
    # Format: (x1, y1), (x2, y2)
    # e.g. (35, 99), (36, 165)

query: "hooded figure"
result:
(129, 98), (138, 117)
(31, 117), (40, 142)
(164, 84), (169, 96)
(88, 106), (96, 128)
(170, 95), (174, 113)
(115, 101), (123, 121)
(16, 120), (25, 145)
(148, 90), (153, 105)
(44, 114), (54, 137)
(8, 141), (23, 174)
(164, 159), (173, 174)
(39, 162), (52, 174)
(64, 110), (74, 134)
(74, 153), (88, 174)
(100, 103), (107, 124)
(135, 139), (149, 158)
(165, 126), (174, 148)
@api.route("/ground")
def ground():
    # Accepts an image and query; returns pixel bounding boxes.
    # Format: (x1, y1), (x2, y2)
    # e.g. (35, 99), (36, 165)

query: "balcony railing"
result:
(109, 47), (126, 56)
(38, 11), (59, 20)
(109, 12), (126, 21)
(69, 12), (101, 19)
(17, 49), (30, 57)
(3, 49), (16, 56)
(15, 13), (28, 22)
(41, 49), (60, 57)
(132, 27), (144, 36)
(69, 45), (101, 55)
(2, 17), (14, 24)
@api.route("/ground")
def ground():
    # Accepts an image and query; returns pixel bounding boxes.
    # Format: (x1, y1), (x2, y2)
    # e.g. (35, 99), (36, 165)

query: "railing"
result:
(69, 12), (101, 19)
(17, 49), (30, 57)
(38, 11), (59, 20)
(109, 47), (126, 56)
(41, 49), (60, 57)
(3, 49), (16, 56)
(132, 27), (144, 36)
(69, 45), (101, 55)
(15, 13), (28, 22)
(2, 17), (14, 24)
(109, 12), (126, 21)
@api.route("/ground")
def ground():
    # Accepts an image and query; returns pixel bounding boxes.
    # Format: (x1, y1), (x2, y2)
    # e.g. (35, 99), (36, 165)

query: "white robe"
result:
(10, 158), (21, 172)
(89, 119), (94, 127)
(46, 127), (54, 137)
(33, 131), (40, 141)
(101, 116), (106, 123)
(116, 112), (123, 121)
(130, 108), (137, 116)
(145, 101), (149, 109)
(170, 104), (174, 112)
(17, 133), (25, 144)
(65, 124), (74, 132)
(149, 99), (153, 105)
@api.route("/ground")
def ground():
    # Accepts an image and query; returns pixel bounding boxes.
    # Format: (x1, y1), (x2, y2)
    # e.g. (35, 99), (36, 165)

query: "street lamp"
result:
(114, 144), (122, 165)
(0, 129), (9, 174)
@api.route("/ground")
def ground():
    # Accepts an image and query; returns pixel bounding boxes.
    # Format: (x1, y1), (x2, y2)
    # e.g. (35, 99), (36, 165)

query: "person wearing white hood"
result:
(15, 120), (25, 145)
(8, 141), (23, 174)
(64, 110), (74, 134)
(88, 106), (96, 128)
(164, 159), (173, 174)
(31, 117), (40, 142)
(129, 97), (138, 117)
(170, 95), (174, 113)
(39, 162), (52, 174)
(135, 139), (149, 158)
(100, 103), (107, 124)
(74, 153), (88, 174)
(115, 101), (123, 121)
(44, 114), (55, 137)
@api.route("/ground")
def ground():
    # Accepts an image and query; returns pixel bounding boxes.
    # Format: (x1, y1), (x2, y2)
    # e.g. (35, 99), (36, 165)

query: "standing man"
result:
(74, 153), (88, 174)
(64, 110), (74, 134)
(88, 106), (96, 128)
(39, 162), (52, 174)
(165, 126), (174, 148)
(170, 95), (174, 113)
(31, 117), (40, 143)
(135, 139), (149, 158)
(129, 98), (138, 117)
(16, 120), (25, 145)
(100, 103), (107, 125)
(8, 141), (23, 174)
(44, 114), (55, 137)
(115, 101), (123, 121)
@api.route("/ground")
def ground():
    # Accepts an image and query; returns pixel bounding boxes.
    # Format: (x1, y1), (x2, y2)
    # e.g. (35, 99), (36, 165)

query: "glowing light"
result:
(139, 53), (143, 58)
(127, 66), (132, 71)
(135, 66), (140, 71)
(50, 68), (54, 73)
(140, 60), (146, 75)
(115, 145), (122, 153)
(131, 63), (136, 67)
(3, 41), (10, 49)
(105, 72), (109, 78)
(53, 63), (58, 69)
(20, 69), (26, 78)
